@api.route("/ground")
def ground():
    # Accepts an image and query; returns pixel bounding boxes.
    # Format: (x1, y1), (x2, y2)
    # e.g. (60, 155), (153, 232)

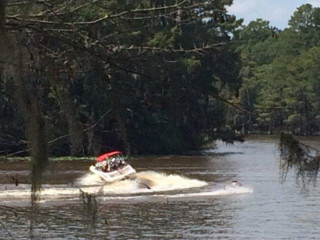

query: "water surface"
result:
(1, 138), (319, 239)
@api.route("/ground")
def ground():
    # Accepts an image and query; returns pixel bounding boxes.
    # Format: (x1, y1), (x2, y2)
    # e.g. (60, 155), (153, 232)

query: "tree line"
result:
(0, 1), (319, 158)
(234, 4), (320, 136)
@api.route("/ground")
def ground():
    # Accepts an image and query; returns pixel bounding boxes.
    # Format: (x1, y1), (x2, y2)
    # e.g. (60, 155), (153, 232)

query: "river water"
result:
(0, 138), (320, 239)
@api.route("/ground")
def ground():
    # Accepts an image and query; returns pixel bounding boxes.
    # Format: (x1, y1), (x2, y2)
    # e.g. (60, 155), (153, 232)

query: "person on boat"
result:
(95, 160), (110, 172)
(95, 151), (128, 172)
(119, 159), (127, 167)
(95, 152), (128, 172)
(102, 160), (110, 172)
(230, 180), (242, 187)
(108, 157), (127, 171)
(109, 158), (119, 171)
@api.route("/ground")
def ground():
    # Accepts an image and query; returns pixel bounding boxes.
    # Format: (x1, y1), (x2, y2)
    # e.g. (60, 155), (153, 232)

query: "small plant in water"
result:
(80, 189), (98, 223)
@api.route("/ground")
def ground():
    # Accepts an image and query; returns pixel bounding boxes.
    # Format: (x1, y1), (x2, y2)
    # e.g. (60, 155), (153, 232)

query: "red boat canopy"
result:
(96, 151), (123, 162)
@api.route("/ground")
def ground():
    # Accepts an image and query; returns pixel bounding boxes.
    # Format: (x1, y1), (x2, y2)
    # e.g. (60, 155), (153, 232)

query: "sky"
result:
(227, 0), (320, 29)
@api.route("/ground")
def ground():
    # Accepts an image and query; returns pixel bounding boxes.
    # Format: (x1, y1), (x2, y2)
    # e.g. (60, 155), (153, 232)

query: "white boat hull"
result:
(89, 164), (136, 183)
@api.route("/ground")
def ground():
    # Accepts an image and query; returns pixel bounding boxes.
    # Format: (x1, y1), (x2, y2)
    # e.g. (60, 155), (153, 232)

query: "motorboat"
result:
(89, 151), (136, 183)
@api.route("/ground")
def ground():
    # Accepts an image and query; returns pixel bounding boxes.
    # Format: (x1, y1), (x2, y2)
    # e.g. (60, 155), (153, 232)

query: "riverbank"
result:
(1, 134), (320, 162)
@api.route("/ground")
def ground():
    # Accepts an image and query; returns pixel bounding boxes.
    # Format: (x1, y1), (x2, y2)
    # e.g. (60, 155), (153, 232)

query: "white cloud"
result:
(227, 1), (276, 25)
(227, 0), (320, 29)
(227, 0), (260, 14)
(267, 7), (290, 28)
(309, 1), (320, 7)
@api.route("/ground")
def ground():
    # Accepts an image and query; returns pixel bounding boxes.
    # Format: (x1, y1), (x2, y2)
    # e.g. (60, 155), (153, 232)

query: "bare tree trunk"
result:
(118, 114), (131, 155)
(0, 1), (6, 30)
(1, 2), (48, 190)
(55, 81), (85, 156)
(14, 34), (48, 191)
(110, 75), (131, 155)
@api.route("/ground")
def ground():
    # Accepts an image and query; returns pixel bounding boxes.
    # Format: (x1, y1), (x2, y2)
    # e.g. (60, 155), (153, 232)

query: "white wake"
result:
(0, 171), (252, 205)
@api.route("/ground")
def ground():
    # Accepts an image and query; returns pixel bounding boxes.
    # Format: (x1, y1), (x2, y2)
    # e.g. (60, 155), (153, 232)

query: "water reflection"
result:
(80, 191), (98, 238)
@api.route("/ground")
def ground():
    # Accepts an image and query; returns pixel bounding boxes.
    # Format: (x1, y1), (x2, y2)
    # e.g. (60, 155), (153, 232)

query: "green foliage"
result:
(1, 0), (242, 156)
(148, 27), (179, 48)
(181, 57), (201, 73)
(235, 4), (320, 135)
